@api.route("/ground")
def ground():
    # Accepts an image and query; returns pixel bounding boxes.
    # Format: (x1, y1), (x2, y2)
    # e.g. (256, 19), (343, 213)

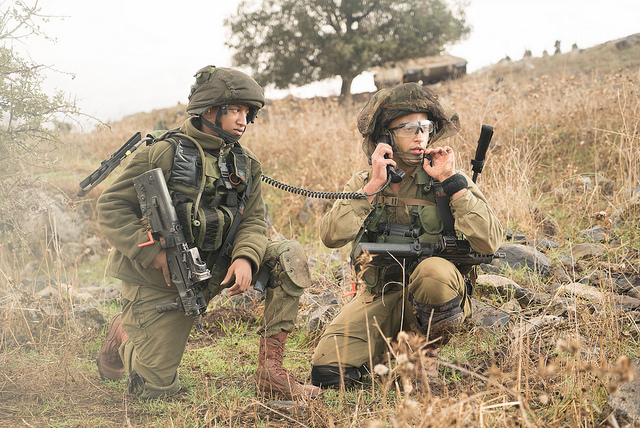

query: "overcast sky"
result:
(15, 0), (639, 129)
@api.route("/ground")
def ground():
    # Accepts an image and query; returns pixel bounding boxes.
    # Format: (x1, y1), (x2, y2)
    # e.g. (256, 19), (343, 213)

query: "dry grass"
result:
(1, 40), (639, 426)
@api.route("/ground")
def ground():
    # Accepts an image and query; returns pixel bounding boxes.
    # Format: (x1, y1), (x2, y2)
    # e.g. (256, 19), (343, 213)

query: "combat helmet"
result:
(187, 65), (265, 142)
(357, 83), (460, 160)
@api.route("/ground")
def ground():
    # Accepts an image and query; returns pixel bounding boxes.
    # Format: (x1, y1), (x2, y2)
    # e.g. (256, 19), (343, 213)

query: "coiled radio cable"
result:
(261, 174), (387, 200)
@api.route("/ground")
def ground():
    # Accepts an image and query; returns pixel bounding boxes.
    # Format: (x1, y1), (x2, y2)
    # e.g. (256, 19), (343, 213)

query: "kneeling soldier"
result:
(310, 83), (503, 387)
(96, 65), (320, 400)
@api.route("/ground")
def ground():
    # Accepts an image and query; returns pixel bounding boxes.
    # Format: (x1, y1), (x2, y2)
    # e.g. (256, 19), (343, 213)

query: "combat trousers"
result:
(311, 257), (471, 369)
(118, 240), (305, 399)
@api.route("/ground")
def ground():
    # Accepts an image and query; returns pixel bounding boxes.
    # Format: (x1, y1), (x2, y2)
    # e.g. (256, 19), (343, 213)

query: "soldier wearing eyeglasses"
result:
(309, 83), (503, 388)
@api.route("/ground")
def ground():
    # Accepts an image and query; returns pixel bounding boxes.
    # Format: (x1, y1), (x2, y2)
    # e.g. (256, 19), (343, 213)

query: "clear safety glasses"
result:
(388, 120), (434, 137)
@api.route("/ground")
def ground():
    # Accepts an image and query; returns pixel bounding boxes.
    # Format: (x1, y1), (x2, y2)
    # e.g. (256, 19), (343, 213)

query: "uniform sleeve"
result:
(229, 156), (268, 271)
(96, 142), (174, 268)
(319, 171), (375, 248)
(450, 172), (503, 254)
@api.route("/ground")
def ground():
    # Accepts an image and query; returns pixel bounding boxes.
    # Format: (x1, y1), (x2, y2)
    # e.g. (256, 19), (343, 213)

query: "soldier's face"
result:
(389, 112), (430, 155)
(203, 104), (251, 138)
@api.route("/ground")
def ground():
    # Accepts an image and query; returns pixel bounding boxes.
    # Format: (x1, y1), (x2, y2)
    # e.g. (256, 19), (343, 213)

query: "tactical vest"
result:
(351, 169), (454, 293)
(156, 130), (251, 257)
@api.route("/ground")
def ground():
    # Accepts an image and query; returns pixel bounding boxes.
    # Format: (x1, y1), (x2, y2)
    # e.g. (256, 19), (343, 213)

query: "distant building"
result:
(373, 54), (467, 89)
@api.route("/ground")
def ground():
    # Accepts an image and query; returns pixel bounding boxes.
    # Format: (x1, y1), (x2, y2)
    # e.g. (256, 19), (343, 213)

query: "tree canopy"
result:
(225, 0), (469, 97)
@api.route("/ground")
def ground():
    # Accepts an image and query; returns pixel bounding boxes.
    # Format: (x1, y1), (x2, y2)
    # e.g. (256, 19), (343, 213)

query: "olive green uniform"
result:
(98, 117), (308, 398)
(311, 166), (503, 370)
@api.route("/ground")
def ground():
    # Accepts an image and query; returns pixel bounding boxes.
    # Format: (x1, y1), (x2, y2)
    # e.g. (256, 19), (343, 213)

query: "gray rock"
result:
(565, 243), (607, 261)
(607, 359), (640, 426)
(471, 299), (511, 330)
(554, 175), (594, 202)
(557, 283), (640, 310)
(580, 271), (639, 295)
(551, 266), (573, 283)
(627, 286), (640, 300)
(510, 314), (564, 339)
(611, 190), (640, 227)
(557, 282), (604, 300)
(579, 226), (608, 242)
(477, 274), (571, 314)
(26, 189), (90, 248)
(536, 239), (562, 251)
(615, 274), (640, 291)
(81, 284), (121, 305)
(491, 243), (552, 276)
(68, 305), (107, 332)
(505, 228), (528, 243)
(13, 302), (106, 333)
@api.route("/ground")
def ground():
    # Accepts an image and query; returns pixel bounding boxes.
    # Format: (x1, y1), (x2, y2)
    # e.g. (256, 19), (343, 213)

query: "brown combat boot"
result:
(96, 313), (128, 380)
(255, 332), (322, 399)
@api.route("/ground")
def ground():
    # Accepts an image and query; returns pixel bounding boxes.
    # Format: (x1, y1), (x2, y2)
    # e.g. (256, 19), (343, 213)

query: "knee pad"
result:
(409, 295), (464, 345)
(263, 240), (311, 297)
(310, 365), (365, 388)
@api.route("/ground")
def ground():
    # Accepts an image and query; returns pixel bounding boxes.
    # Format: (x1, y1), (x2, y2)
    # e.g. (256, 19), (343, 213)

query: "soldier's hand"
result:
(423, 146), (456, 182)
(149, 248), (171, 286)
(364, 142), (395, 197)
(223, 258), (253, 296)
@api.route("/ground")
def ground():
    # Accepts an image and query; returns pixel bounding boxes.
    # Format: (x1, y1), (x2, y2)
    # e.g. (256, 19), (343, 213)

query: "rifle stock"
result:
(133, 168), (211, 330)
(78, 132), (146, 197)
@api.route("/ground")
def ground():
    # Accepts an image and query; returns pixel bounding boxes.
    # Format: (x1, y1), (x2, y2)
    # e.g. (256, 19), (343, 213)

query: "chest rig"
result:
(159, 130), (252, 265)
(351, 172), (459, 293)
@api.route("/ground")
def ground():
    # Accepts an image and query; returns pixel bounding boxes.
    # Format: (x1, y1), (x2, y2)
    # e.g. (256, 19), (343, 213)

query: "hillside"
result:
(1, 33), (639, 426)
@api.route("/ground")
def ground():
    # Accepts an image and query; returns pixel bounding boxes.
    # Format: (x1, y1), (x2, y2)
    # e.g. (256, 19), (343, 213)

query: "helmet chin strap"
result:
(389, 132), (431, 167)
(394, 151), (423, 167)
(200, 105), (243, 143)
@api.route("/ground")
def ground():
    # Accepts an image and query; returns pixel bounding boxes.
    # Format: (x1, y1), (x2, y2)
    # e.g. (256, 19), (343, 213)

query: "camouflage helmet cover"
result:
(186, 65), (265, 115)
(357, 83), (460, 160)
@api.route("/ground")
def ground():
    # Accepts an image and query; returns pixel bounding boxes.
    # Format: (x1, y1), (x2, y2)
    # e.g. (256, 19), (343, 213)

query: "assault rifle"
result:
(133, 168), (211, 331)
(352, 236), (504, 272)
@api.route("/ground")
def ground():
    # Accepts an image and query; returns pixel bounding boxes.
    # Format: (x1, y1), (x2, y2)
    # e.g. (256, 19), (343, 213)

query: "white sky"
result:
(13, 0), (639, 129)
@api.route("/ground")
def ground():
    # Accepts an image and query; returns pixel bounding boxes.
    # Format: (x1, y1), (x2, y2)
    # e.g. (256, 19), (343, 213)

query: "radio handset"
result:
(378, 134), (405, 183)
